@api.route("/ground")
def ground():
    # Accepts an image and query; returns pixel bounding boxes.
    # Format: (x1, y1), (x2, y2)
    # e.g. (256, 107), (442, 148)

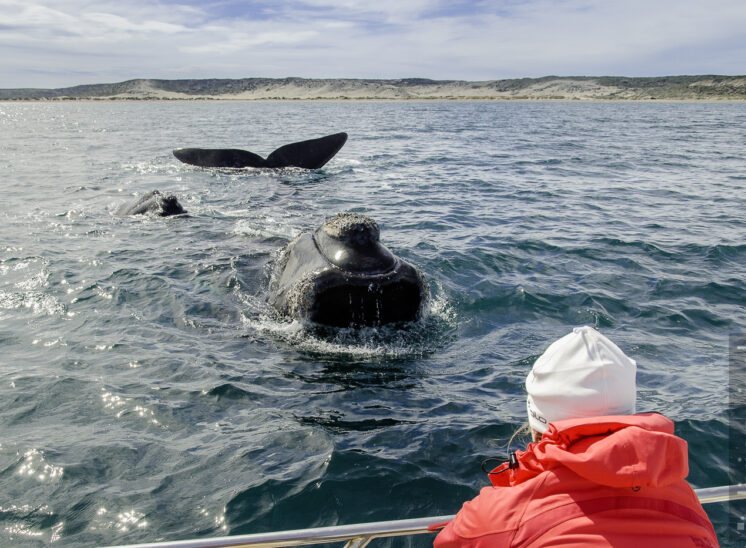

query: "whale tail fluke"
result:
(265, 132), (348, 169)
(173, 132), (348, 169)
(173, 148), (266, 168)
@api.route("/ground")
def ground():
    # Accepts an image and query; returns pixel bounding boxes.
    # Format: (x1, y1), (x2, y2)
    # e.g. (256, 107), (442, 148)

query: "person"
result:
(434, 325), (718, 547)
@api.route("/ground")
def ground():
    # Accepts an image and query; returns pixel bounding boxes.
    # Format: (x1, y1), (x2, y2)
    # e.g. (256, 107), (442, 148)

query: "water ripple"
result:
(1, 101), (744, 546)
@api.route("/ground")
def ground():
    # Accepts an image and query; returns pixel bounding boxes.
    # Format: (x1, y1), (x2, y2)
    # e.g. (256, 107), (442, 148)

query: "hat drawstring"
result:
(481, 452), (519, 476)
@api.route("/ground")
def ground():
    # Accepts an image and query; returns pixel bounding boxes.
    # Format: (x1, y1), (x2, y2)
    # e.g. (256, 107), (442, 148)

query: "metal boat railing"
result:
(105, 484), (746, 548)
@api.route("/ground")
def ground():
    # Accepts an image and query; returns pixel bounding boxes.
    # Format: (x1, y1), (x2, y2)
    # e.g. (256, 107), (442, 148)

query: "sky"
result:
(1, 0), (745, 89)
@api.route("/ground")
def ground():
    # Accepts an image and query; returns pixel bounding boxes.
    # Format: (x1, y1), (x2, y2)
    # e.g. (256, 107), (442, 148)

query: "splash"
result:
(0, 290), (65, 316)
(233, 218), (299, 241)
(0, 256), (65, 316)
(242, 287), (456, 361)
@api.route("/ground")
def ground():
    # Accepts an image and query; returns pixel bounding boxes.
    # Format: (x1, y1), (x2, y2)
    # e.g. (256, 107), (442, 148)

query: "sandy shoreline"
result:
(4, 97), (745, 103)
(2, 77), (745, 101)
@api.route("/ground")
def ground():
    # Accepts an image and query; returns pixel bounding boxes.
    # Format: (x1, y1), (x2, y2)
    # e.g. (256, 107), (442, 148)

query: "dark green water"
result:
(0, 101), (744, 546)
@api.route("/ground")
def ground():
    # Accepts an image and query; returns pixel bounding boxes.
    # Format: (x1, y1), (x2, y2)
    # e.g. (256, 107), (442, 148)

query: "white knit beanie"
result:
(526, 326), (637, 433)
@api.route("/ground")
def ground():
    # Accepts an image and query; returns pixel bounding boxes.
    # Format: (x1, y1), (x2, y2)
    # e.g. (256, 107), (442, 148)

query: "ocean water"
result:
(0, 100), (744, 547)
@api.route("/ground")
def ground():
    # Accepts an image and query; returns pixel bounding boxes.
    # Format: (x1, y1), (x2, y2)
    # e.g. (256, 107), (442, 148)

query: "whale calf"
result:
(117, 190), (186, 217)
(173, 132), (348, 169)
(270, 213), (429, 327)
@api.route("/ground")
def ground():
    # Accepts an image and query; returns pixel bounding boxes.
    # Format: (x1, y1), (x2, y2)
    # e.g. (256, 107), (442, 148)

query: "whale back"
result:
(117, 190), (186, 217)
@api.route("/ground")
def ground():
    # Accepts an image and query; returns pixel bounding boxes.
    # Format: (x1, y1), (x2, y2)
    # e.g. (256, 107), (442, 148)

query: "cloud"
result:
(182, 30), (319, 55)
(83, 12), (186, 35)
(0, 0), (744, 87)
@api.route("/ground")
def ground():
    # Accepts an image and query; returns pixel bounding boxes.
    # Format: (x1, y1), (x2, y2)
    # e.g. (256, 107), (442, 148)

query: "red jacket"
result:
(434, 413), (718, 547)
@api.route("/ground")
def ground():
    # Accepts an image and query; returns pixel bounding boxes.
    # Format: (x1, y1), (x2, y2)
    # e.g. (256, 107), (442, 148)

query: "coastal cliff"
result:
(2, 75), (745, 101)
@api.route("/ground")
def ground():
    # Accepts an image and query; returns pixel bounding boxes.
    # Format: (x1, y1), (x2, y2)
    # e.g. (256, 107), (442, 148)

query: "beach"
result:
(2, 76), (746, 101)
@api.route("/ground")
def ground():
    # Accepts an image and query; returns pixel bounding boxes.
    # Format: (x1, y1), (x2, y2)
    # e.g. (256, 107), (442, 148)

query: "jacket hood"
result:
(492, 413), (689, 489)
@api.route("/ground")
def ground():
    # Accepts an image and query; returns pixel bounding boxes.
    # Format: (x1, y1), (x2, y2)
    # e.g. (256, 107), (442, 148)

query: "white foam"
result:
(240, 286), (456, 361)
(233, 218), (300, 240)
(0, 290), (66, 316)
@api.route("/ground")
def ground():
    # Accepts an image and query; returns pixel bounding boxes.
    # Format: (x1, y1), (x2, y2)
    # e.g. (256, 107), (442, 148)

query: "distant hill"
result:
(1, 76), (745, 101)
